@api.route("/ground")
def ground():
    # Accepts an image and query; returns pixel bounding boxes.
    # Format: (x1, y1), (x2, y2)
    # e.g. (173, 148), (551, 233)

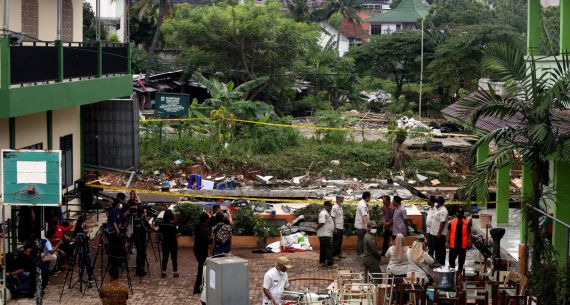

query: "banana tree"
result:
(192, 72), (270, 109)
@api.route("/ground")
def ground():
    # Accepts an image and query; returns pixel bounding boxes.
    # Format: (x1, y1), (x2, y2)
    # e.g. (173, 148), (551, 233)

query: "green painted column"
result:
(97, 41), (103, 78)
(476, 143), (489, 206)
(552, 160), (570, 266)
(0, 37), (11, 88)
(562, 0), (570, 53)
(496, 164), (511, 224)
(56, 40), (64, 82)
(527, 0), (542, 55)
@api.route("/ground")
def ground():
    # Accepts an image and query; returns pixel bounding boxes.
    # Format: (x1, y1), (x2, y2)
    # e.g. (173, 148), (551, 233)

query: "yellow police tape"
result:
(85, 182), (474, 206)
(140, 117), (474, 138)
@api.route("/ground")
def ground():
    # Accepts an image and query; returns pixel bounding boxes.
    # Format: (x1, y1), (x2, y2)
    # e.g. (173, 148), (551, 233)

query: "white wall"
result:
(381, 23), (398, 34)
(52, 106), (82, 213)
(86, 0), (126, 42)
(0, 0), (23, 34)
(0, 0), (82, 41)
(319, 22), (350, 56)
(15, 112), (47, 149)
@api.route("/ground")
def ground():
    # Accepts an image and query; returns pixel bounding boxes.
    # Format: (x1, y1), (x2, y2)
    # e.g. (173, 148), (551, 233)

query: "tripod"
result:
(91, 224), (109, 288)
(99, 232), (133, 293)
(59, 233), (97, 300)
(126, 225), (152, 280)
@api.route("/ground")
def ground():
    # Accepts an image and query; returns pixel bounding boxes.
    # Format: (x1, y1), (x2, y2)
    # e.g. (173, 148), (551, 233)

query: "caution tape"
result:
(85, 182), (473, 206)
(140, 117), (474, 138)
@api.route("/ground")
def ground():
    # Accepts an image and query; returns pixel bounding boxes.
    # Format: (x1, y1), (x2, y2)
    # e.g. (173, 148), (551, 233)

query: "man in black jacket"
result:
(193, 212), (210, 294)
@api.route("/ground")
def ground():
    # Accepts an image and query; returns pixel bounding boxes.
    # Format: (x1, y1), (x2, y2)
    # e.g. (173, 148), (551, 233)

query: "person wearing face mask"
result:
(262, 256), (292, 305)
(362, 221), (382, 278)
(433, 196), (449, 265)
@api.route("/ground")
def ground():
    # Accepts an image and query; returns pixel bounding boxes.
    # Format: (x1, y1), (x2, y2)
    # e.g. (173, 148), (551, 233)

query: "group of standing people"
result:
(356, 192), (407, 257)
(426, 196), (472, 272)
(350, 192), (473, 284)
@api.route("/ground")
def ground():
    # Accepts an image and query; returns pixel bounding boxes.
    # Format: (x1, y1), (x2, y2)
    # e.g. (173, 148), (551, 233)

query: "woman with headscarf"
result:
(407, 235), (434, 284)
(157, 210), (179, 278)
(385, 233), (410, 277)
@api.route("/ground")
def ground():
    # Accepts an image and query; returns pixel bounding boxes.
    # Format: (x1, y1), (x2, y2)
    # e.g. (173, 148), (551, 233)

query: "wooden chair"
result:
(397, 283), (428, 305)
(500, 289), (529, 305)
(463, 287), (488, 305)
(433, 287), (467, 305)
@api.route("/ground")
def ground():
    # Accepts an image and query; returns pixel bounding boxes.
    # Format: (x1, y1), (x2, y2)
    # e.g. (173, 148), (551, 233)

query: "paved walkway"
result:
(8, 247), (365, 305)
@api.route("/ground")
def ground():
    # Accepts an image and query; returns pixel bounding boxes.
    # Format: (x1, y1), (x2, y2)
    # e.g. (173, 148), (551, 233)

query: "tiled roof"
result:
(441, 94), (570, 137)
(366, 0), (429, 23)
(339, 12), (371, 38)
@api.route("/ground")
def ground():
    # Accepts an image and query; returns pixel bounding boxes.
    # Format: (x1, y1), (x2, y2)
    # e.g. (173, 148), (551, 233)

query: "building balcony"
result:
(0, 37), (132, 118)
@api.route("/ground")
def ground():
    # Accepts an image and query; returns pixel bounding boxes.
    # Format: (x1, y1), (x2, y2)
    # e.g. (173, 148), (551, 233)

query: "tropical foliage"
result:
(459, 43), (570, 305)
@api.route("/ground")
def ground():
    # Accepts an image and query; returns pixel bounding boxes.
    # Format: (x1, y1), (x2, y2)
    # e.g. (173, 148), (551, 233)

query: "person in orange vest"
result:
(446, 208), (472, 272)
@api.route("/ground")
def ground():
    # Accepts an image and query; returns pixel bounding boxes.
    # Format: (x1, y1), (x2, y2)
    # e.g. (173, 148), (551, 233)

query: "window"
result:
(396, 24), (402, 30)
(60, 134), (73, 188)
(20, 143), (43, 150)
(349, 38), (363, 45)
(371, 24), (382, 35)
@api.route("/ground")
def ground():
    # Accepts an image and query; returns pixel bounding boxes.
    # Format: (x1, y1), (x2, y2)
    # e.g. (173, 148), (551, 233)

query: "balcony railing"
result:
(9, 41), (130, 86)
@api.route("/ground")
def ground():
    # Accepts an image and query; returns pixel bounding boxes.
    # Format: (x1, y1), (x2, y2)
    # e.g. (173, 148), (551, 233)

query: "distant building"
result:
(366, 0), (429, 35)
(362, 0), (392, 13)
(86, 0), (127, 42)
(319, 12), (372, 56)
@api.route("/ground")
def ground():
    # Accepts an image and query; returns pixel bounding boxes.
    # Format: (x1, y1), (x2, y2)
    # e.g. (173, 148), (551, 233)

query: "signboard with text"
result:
(1, 150), (62, 206)
(155, 93), (190, 118)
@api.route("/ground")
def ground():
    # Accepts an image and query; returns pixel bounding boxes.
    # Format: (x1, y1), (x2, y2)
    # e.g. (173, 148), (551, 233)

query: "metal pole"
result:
(2, 0), (8, 36)
(125, 0), (130, 43)
(96, 0), (100, 41)
(56, 0), (62, 40)
(418, 18), (424, 118)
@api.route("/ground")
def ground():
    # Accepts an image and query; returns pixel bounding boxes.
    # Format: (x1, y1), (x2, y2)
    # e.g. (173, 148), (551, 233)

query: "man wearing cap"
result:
(447, 208), (471, 272)
(362, 221), (382, 278)
(317, 200), (335, 267)
(331, 195), (345, 260)
(433, 196), (449, 265)
(262, 256), (292, 305)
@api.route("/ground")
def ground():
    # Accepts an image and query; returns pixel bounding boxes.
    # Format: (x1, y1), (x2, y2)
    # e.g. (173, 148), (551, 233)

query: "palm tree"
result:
(459, 43), (570, 304)
(287, 0), (311, 22)
(131, 0), (173, 82)
(313, 0), (363, 55)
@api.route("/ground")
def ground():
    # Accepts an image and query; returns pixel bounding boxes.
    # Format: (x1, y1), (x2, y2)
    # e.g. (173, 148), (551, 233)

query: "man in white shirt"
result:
(331, 195), (345, 260)
(354, 191), (371, 256)
(317, 200), (335, 267)
(433, 196), (449, 265)
(425, 196), (437, 258)
(262, 256), (292, 305)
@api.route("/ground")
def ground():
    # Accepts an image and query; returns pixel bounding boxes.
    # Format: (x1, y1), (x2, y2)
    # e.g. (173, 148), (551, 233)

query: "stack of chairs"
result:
(368, 272), (395, 305)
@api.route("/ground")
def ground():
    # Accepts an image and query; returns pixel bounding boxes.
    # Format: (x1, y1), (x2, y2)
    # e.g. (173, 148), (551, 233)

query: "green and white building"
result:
(0, 0), (132, 219)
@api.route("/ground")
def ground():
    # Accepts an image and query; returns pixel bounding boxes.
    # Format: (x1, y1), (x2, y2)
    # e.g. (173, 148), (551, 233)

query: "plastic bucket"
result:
(480, 213), (492, 228)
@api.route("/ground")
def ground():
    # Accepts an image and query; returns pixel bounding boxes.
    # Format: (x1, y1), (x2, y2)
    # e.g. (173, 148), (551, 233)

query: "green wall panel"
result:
(0, 75), (131, 118)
